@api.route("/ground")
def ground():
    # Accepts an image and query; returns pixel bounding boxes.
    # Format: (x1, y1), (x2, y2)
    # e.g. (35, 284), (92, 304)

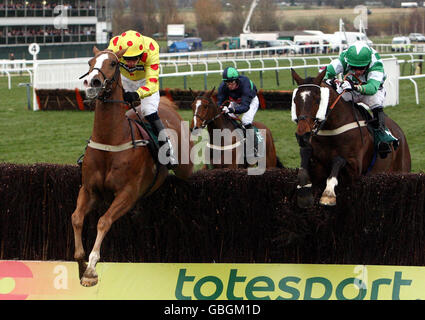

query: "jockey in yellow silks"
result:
(107, 30), (178, 169)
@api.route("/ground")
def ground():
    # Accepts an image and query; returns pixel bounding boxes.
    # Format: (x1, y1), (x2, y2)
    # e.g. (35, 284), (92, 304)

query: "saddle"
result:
(127, 117), (160, 163)
(352, 103), (399, 158)
(224, 114), (264, 158)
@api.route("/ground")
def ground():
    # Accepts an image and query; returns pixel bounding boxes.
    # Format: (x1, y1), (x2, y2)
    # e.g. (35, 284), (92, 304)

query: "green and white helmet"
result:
(345, 41), (372, 67)
(222, 66), (239, 81)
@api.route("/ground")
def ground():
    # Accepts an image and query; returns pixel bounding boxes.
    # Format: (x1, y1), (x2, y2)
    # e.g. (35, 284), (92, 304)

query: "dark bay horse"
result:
(190, 88), (283, 170)
(291, 68), (411, 208)
(71, 46), (193, 286)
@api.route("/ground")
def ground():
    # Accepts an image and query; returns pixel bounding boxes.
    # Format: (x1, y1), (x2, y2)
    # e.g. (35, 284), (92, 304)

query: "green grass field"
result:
(1, 66), (424, 172)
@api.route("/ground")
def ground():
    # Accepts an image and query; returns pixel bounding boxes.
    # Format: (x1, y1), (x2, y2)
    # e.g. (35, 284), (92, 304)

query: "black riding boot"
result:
(373, 107), (392, 158)
(146, 113), (178, 169)
(244, 123), (258, 158)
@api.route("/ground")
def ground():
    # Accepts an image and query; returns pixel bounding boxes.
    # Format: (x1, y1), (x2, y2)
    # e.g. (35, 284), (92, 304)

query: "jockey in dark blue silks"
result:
(217, 66), (260, 157)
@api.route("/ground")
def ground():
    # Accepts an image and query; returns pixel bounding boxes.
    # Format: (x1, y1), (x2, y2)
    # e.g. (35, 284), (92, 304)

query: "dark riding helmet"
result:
(222, 66), (240, 82)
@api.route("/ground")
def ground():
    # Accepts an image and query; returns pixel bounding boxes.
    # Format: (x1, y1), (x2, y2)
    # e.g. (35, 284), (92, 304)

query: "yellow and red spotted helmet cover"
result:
(107, 30), (160, 98)
(108, 30), (148, 57)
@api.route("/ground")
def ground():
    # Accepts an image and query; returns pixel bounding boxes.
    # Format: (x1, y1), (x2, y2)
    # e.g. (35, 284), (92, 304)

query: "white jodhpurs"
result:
(342, 87), (386, 110)
(229, 95), (259, 126)
(121, 75), (159, 117)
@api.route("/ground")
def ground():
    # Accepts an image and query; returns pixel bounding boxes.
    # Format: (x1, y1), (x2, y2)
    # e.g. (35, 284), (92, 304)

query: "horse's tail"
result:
(275, 156), (284, 168)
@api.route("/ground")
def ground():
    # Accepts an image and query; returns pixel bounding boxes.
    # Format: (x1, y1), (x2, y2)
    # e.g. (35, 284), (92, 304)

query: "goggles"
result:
(123, 55), (141, 62)
(350, 65), (368, 71)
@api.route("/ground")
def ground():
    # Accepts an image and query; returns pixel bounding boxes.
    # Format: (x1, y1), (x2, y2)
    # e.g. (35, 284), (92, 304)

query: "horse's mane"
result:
(159, 96), (179, 110)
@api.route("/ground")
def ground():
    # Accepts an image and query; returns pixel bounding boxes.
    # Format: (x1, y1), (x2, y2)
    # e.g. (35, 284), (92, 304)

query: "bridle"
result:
(192, 96), (223, 129)
(79, 51), (124, 104)
(294, 74), (363, 143)
(294, 83), (327, 135)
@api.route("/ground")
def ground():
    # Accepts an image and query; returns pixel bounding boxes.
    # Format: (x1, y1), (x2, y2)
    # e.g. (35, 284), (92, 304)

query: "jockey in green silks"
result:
(324, 41), (398, 158)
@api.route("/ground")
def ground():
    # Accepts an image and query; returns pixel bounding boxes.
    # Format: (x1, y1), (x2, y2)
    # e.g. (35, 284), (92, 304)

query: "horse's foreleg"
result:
(71, 186), (98, 280)
(320, 156), (347, 206)
(80, 189), (138, 287)
(297, 145), (314, 208)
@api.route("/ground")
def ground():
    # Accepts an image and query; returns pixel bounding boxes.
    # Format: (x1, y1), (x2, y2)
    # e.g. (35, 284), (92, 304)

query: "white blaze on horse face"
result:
(300, 90), (311, 103)
(86, 53), (109, 86)
(193, 99), (202, 128)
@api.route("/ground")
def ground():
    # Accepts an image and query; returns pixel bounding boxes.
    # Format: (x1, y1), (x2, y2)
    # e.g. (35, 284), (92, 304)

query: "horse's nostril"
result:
(91, 78), (102, 88)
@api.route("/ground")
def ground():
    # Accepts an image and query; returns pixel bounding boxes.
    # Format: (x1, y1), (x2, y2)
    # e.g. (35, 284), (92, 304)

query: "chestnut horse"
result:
(291, 68), (411, 208)
(190, 88), (283, 170)
(71, 47), (193, 286)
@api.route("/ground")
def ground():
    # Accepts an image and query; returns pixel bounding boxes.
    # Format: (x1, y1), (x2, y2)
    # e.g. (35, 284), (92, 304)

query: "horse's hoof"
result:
(320, 195), (336, 206)
(80, 268), (98, 287)
(297, 187), (314, 208)
(80, 275), (98, 287)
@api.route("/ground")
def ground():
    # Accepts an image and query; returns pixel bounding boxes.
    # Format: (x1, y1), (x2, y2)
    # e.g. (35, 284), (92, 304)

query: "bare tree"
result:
(111, 0), (131, 34)
(193, 0), (224, 40)
(251, 0), (278, 32)
(158, 0), (183, 36)
(227, 0), (246, 34)
(129, 0), (159, 36)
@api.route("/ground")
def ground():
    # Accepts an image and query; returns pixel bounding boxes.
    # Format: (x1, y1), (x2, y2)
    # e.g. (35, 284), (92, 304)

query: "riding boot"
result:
(372, 107), (392, 158)
(244, 123), (258, 158)
(145, 113), (178, 170)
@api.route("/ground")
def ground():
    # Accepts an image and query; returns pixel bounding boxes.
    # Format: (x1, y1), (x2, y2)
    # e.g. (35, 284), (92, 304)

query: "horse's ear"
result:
(93, 46), (100, 56)
(314, 68), (327, 85)
(115, 48), (128, 59)
(291, 68), (303, 86)
(207, 86), (215, 98)
(189, 88), (196, 98)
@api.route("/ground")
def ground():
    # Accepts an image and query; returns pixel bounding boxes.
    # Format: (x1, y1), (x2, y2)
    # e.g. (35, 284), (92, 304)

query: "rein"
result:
(294, 77), (364, 137)
(80, 51), (128, 105)
(82, 52), (149, 152)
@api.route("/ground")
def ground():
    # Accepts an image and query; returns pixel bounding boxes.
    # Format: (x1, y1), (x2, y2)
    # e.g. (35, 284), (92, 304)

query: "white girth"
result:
(87, 139), (148, 152)
(206, 140), (243, 151)
(317, 120), (368, 136)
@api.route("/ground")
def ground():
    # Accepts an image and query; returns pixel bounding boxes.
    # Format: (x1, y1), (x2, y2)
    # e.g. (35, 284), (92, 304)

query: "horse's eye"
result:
(111, 61), (117, 67)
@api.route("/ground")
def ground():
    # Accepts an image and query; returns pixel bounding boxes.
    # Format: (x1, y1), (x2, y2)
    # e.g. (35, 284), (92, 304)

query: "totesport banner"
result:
(0, 260), (424, 300)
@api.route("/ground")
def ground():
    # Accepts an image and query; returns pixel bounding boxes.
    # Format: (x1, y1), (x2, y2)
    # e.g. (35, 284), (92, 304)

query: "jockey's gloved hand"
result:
(341, 80), (353, 92)
(354, 84), (362, 92)
(123, 91), (140, 103)
(222, 106), (235, 114)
